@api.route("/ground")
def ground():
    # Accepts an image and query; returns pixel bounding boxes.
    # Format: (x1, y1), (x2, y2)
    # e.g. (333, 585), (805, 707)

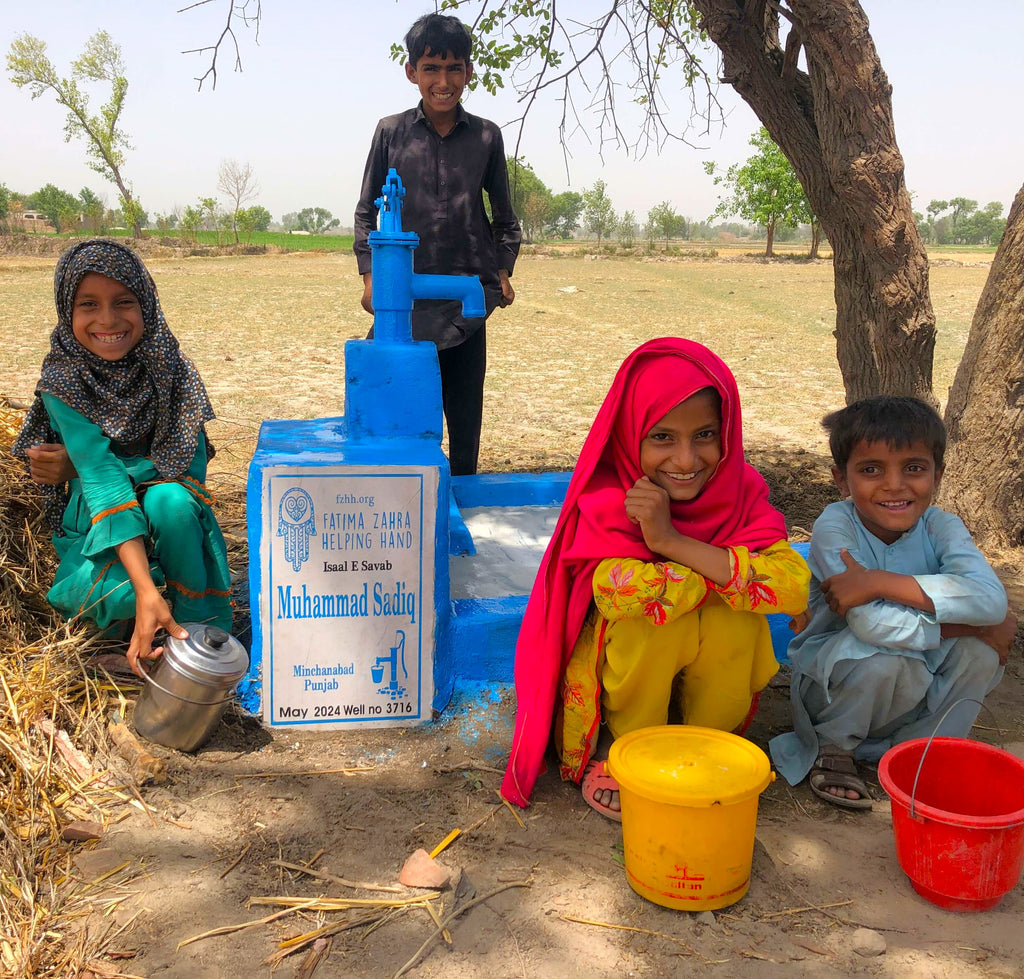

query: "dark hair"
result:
(694, 385), (722, 419)
(405, 13), (473, 65)
(822, 396), (946, 472)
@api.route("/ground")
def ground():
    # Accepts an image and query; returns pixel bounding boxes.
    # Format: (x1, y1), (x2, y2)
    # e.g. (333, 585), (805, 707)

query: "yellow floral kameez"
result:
(556, 540), (810, 782)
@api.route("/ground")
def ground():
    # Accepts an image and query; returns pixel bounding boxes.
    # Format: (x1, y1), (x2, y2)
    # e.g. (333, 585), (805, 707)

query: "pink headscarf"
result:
(501, 338), (787, 807)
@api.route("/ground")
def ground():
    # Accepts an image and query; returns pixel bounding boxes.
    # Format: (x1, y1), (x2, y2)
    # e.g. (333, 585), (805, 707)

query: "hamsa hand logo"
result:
(278, 487), (316, 571)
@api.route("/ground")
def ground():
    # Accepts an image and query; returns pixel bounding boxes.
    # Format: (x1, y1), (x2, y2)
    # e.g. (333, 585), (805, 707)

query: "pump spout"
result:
(411, 271), (486, 320)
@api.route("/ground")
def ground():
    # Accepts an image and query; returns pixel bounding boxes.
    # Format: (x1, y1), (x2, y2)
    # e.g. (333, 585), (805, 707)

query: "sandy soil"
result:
(81, 656), (1024, 979)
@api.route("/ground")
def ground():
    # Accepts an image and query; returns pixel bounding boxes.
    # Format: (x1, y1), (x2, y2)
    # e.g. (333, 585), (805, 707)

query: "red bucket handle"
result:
(909, 697), (1001, 820)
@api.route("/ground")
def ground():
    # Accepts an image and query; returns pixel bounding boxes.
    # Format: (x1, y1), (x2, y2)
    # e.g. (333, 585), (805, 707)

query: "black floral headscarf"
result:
(12, 238), (215, 532)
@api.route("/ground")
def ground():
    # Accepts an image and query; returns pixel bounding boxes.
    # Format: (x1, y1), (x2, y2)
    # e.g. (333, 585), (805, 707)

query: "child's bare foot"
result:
(809, 745), (872, 810)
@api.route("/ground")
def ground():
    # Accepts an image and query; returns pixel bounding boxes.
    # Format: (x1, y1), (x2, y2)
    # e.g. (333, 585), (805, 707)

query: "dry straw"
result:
(0, 404), (249, 977)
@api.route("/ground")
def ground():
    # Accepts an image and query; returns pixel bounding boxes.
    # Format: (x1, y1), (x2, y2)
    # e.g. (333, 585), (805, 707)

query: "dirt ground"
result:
(71, 452), (1024, 979)
(3, 247), (1022, 977)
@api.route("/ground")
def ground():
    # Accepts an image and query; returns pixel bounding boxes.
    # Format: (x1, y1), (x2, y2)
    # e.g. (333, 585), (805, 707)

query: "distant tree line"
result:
(916, 198), (1005, 247)
(0, 178), (353, 245)
(506, 157), (721, 247)
(0, 182), (120, 234)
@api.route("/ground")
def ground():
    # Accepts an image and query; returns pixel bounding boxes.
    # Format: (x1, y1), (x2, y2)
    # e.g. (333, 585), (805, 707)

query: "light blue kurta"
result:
(770, 500), (1006, 785)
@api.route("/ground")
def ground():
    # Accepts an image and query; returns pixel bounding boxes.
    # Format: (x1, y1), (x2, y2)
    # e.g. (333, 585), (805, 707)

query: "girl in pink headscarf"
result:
(501, 338), (810, 819)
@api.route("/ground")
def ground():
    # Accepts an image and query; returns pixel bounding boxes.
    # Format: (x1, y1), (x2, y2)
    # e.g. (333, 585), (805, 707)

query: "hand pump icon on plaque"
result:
(372, 630), (408, 700)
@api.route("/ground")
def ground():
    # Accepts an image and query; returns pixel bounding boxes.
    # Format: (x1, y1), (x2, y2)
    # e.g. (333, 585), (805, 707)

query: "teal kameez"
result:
(43, 393), (232, 632)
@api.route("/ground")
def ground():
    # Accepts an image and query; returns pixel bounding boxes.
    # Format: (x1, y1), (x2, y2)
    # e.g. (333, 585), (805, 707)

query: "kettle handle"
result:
(140, 662), (239, 707)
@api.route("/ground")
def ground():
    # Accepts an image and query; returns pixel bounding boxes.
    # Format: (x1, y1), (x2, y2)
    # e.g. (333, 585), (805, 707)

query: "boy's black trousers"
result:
(438, 325), (486, 477)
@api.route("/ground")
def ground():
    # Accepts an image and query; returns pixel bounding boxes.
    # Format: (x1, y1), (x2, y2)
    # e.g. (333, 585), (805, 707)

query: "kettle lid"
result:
(164, 623), (249, 680)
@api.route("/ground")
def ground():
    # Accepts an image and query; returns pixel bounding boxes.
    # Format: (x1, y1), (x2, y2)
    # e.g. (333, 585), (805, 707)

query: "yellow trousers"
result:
(600, 593), (779, 738)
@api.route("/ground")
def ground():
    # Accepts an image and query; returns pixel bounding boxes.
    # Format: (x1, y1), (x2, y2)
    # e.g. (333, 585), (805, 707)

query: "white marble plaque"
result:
(260, 466), (437, 728)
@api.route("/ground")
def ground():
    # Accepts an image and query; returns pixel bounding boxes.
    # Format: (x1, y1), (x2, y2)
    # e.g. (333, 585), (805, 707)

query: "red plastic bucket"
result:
(878, 738), (1024, 912)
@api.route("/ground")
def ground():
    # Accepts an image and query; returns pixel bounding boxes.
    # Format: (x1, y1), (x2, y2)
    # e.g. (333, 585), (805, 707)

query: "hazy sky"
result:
(2, 2), (1022, 226)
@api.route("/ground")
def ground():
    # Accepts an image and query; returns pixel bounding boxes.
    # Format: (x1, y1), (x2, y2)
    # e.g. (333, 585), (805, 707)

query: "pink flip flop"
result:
(582, 759), (622, 822)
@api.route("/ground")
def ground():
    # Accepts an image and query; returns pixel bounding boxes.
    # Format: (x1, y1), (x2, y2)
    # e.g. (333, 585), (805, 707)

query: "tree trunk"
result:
(939, 182), (1024, 547)
(765, 218), (775, 257)
(110, 168), (142, 239)
(809, 222), (820, 259)
(691, 0), (936, 403)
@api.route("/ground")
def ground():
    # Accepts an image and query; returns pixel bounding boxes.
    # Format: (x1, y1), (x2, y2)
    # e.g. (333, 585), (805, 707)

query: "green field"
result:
(69, 227), (357, 252)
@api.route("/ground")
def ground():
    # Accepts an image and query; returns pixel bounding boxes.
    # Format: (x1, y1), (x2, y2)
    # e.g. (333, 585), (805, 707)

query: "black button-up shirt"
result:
(354, 103), (522, 349)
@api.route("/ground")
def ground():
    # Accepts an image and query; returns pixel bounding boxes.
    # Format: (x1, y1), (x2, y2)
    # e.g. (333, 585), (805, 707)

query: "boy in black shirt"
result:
(353, 13), (522, 476)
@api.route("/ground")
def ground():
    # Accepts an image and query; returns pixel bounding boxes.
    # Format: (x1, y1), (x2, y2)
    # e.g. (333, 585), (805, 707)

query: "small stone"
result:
(557, 285), (580, 293)
(399, 848), (451, 889)
(62, 820), (104, 842)
(696, 911), (716, 926)
(851, 927), (886, 957)
(72, 848), (125, 879)
(453, 868), (475, 904)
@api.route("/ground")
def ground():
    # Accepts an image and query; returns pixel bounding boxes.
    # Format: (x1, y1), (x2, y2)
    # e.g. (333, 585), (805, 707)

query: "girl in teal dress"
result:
(13, 239), (232, 676)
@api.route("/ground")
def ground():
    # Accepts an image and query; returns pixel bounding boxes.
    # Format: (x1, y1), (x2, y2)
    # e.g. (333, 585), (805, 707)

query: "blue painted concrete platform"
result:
(445, 472), (809, 702)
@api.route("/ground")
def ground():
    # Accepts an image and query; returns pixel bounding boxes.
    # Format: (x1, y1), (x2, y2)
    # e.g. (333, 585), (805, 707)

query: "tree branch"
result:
(179, 0), (261, 91)
(781, 24), (802, 83)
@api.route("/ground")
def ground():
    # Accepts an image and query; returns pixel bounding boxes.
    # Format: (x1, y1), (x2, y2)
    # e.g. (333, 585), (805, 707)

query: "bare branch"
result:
(476, 1), (726, 176)
(781, 25), (802, 84)
(179, 0), (261, 91)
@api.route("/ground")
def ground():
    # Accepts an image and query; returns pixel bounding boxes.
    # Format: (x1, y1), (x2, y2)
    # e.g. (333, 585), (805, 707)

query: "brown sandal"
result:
(809, 747), (873, 810)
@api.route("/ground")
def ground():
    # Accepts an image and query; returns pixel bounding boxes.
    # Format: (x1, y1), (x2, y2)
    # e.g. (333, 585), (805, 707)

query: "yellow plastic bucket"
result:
(607, 725), (774, 911)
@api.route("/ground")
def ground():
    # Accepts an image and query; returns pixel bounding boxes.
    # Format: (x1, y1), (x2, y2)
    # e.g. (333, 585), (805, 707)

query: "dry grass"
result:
(0, 405), (129, 976)
(0, 404), (251, 978)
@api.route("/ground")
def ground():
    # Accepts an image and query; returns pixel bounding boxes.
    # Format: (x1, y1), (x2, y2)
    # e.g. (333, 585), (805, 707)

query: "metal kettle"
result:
(133, 623), (249, 752)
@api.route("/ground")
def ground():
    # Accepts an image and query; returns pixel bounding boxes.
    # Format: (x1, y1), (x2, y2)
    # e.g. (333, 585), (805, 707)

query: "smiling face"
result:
(405, 48), (471, 129)
(71, 272), (145, 361)
(639, 387), (723, 503)
(833, 438), (942, 544)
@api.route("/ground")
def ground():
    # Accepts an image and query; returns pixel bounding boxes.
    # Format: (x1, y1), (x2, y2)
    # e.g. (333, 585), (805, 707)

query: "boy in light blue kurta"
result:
(770, 397), (1015, 809)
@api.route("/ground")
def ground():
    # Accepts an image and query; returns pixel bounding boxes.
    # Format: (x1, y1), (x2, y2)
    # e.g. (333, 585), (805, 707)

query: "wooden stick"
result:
(429, 828), (461, 859)
(276, 911), (384, 952)
(295, 937), (331, 979)
(264, 911), (386, 966)
(558, 914), (699, 955)
(269, 859), (403, 894)
(433, 763), (505, 775)
(108, 711), (167, 785)
(231, 766), (373, 778)
(462, 804), (501, 835)
(392, 880), (531, 978)
(177, 900), (321, 949)
(305, 848), (326, 869)
(423, 900), (452, 945)
(124, 780), (158, 828)
(219, 842), (251, 879)
(496, 791), (525, 829)
(250, 894), (437, 910)
(760, 899), (853, 918)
